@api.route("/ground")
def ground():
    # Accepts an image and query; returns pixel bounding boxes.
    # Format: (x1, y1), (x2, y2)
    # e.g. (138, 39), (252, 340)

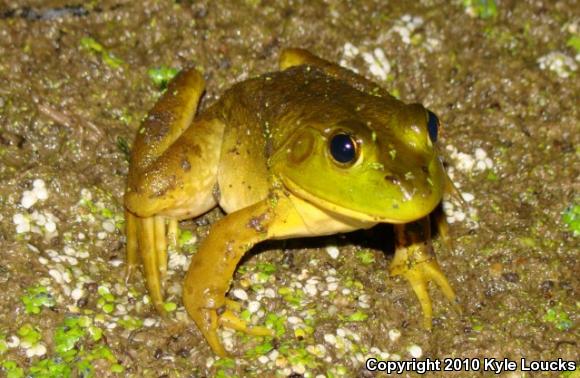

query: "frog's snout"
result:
(383, 173), (415, 202)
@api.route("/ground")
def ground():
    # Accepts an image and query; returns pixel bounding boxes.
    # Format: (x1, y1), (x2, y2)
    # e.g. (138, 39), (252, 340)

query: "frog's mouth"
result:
(279, 175), (440, 224)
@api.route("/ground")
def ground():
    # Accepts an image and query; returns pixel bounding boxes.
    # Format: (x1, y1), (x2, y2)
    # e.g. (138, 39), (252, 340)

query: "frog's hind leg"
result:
(390, 217), (457, 329)
(125, 66), (225, 315)
(128, 66), (205, 174)
(182, 192), (313, 356)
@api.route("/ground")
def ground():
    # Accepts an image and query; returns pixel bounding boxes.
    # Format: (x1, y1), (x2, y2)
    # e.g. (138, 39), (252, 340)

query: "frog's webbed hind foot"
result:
(391, 219), (458, 328)
(188, 300), (274, 357)
(125, 211), (174, 314)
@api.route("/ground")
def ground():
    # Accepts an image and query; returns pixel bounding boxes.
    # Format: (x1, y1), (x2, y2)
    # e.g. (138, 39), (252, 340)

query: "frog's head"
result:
(272, 103), (446, 223)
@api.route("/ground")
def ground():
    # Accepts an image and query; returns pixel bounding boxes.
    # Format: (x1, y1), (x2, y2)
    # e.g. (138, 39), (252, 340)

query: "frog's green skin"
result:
(125, 49), (458, 357)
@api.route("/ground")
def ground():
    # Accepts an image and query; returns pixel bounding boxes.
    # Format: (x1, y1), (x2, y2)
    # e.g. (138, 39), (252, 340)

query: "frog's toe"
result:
(125, 210), (138, 283)
(220, 309), (274, 337)
(167, 218), (179, 251)
(391, 259), (457, 328)
(135, 215), (166, 314)
(153, 216), (168, 279)
(421, 260), (457, 305)
(224, 298), (242, 311)
(189, 307), (229, 356)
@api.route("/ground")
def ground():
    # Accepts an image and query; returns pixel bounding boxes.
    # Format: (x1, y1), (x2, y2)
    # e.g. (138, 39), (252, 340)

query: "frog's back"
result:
(212, 65), (395, 213)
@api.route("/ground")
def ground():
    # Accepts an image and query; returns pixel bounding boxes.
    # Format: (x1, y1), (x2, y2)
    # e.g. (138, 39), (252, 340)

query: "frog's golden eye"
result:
(329, 133), (359, 165)
(427, 110), (439, 142)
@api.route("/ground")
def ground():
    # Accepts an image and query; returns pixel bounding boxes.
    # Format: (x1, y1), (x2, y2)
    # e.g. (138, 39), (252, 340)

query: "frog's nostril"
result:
(384, 175), (401, 185)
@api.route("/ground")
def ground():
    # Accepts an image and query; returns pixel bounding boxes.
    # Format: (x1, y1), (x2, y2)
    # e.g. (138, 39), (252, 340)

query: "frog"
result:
(124, 48), (460, 357)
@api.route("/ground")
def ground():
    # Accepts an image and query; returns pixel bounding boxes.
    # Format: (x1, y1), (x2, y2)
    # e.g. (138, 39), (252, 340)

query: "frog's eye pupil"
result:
(329, 133), (357, 164)
(427, 110), (439, 142)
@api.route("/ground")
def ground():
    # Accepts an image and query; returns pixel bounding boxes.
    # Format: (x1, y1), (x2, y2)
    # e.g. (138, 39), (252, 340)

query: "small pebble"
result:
(44, 221), (56, 233)
(456, 153), (475, 172)
(292, 363), (306, 375)
(71, 288), (84, 301)
(13, 213), (26, 225)
(304, 283), (318, 296)
(326, 245), (340, 259)
(33, 179), (45, 189)
(248, 301), (260, 313)
(21, 190), (38, 209)
(324, 334), (336, 345)
(35, 187), (48, 200)
(48, 269), (63, 284)
(358, 301), (370, 309)
(484, 157), (493, 168)
(16, 222), (31, 234)
(26, 343), (47, 357)
(102, 220), (116, 233)
(288, 316), (302, 325)
(232, 289), (248, 301)
(462, 192), (474, 202)
(343, 42), (359, 58)
(268, 349), (279, 361)
(7, 336), (20, 348)
(388, 329), (401, 342)
(408, 344), (423, 358)
(62, 271), (72, 283)
(109, 259), (123, 267)
(474, 148), (487, 160)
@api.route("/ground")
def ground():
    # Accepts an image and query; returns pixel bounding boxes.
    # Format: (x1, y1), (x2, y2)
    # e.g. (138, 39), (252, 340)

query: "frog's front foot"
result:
(391, 220), (458, 328)
(183, 285), (273, 357)
(390, 255), (457, 329)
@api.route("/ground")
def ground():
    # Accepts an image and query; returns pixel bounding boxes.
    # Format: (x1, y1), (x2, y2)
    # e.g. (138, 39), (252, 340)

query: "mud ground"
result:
(0, 0), (578, 377)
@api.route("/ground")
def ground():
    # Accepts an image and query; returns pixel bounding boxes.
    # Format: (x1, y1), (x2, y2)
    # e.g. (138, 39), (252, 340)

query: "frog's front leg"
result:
(390, 217), (457, 328)
(183, 192), (306, 356)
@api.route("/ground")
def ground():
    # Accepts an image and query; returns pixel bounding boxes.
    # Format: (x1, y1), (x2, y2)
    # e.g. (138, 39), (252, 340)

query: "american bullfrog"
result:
(124, 48), (459, 356)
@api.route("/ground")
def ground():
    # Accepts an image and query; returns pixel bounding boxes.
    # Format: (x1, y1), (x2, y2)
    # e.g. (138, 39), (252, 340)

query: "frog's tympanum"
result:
(125, 49), (460, 356)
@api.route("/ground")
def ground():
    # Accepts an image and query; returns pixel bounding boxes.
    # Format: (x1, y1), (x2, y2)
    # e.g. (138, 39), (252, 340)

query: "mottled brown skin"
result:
(125, 49), (458, 356)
